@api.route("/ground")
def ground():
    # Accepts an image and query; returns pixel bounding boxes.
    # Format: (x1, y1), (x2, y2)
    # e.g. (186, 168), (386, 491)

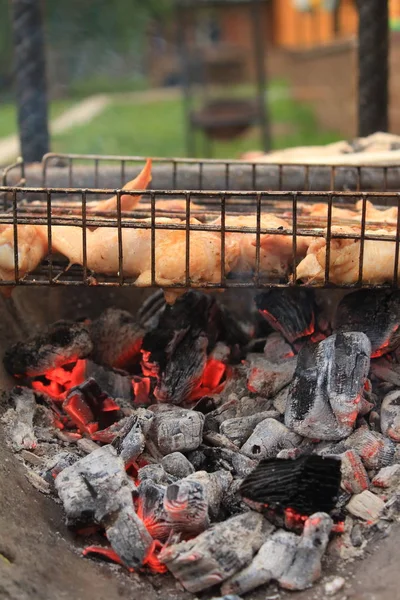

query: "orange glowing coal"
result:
(371, 324), (400, 358)
(32, 359), (86, 401)
(188, 358), (228, 402)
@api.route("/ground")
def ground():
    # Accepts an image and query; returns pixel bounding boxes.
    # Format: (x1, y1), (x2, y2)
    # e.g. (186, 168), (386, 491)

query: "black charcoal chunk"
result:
(334, 289), (400, 356)
(240, 455), (342, 516)
(89, 308), (144, 368)
(255, 288), (317, 344)
(4, 321), (92, 377)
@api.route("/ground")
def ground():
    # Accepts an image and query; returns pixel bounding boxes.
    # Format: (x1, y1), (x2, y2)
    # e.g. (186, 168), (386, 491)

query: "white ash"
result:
(278, 512), (333, 591)
(148, 404), (205, 455)
(245, 353), (297, 398)
(372, 464), (400, 488)
(381, 390), (400, 442)
(340, 449), (370, 495)
(161, 452), (195, 478)
(346, 490), (385, 521)
(241, 418), (302, 460)
(324, 576), (345, 596)
(344, 428), (395, 470)
(219, 411), (280, 447)
(222, 530), (298, 595)
(159, 511), (274, 593)
(1, 387), (38, 451)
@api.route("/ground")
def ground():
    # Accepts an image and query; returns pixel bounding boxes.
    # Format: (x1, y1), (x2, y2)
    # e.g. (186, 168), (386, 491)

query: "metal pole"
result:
(357, 0), (389, 136)
(176, 4), (196, 157)
(10, 0), (50, 163)
(250, 0), (271, 152)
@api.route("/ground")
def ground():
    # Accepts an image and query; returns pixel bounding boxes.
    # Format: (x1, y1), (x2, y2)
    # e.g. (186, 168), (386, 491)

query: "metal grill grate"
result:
(1, 153), (400, 292)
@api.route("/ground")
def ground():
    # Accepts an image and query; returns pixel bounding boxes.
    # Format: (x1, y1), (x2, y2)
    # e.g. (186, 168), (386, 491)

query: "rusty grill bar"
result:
(1, 153), (400, 291)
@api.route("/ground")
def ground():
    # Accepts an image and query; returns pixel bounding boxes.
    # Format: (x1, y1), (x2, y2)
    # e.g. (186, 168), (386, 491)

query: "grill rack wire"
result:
(1, 152), (400, 291)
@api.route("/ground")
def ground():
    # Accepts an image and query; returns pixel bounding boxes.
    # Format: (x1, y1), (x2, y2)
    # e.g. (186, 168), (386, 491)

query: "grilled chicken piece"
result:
(0, 161), (153, 290)
(296, 225), (399, 285)
(0, 225), (48, 282)
(43, 218), (240, 303)
(299, 200), (397, 226)
(211, 214), (308, 278)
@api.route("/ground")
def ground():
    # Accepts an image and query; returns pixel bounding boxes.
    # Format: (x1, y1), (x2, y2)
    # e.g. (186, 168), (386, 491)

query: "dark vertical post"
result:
(250, 0), (271, 152)
(10, 0), (49, 163)
(358, 0), (389, 136)
(176, 3), (195, 157)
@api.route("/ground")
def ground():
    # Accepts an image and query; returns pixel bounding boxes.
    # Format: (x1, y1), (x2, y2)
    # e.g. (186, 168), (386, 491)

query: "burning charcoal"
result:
(164, 477), (210, 536)
(220, 412), (281, 447)
(154, 331), (208, 404)
(4, 321), (92, 377)
(245, 354), (297, 398)
(41, 451), (79, 484)
(188, 470), (233, 520)
(149, 405), (204, 455)
(55, 445), (136, 528)
(334, 290), (400, 357)
(372, 464), (400, 488)
(285, 333), (371, 441)
(204, 398), (241, 432)
(255, 288), (317, 345)
(137, 289), (166, 330)
(77, 437), (99, 454)
(1, 387), (37, 451)
(240, 418), (302, 460)
(63, 378), (121, 435)
(381, 390), (400, 442)
(202, 446), (257, 478)
(164, 469), (232, 535)
(263, 332), (294, 363)
(136, 479), (172, 541)
(222, 530), (298, 595)
(278, 512), (333, 591)
(85, 361), (133, 402)
(159, 511), (274, 593)
(340, 450), (370, 495)
(220, 478), (250, 517)
(89, 308), (144, 368)
(344, 428), (395, 470)
(346, 490), (385, 521)
(240, 455), (342, 516)
(203, 431), (240, 452)
(112, 416), (146, 466)
(137, 463), (175, 486)
(161, 452), (195, 478)
(105, 505), (153, 569)
(273, 386), (290, 414)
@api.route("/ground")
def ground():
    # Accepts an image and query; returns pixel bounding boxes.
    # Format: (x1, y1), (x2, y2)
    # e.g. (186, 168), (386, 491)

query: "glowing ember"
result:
(371, 325), (400, 358)
(32, 359), (86, 400)
(188, 359), (227, 402)
(82, 541), (167, 574)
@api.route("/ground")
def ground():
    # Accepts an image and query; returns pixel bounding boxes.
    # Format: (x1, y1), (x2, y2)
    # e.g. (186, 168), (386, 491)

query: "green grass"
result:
(0, 100), (73, 139)
(52, 87), (342, 159)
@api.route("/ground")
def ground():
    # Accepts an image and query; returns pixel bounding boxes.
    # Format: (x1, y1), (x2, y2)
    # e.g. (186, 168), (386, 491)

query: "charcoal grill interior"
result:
(1, 286), (400, 600)
(2, 155), (400, 600)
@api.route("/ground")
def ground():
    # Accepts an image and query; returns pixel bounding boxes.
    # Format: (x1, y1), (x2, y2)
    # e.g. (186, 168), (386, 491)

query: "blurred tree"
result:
(0, 0), (172, 95)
